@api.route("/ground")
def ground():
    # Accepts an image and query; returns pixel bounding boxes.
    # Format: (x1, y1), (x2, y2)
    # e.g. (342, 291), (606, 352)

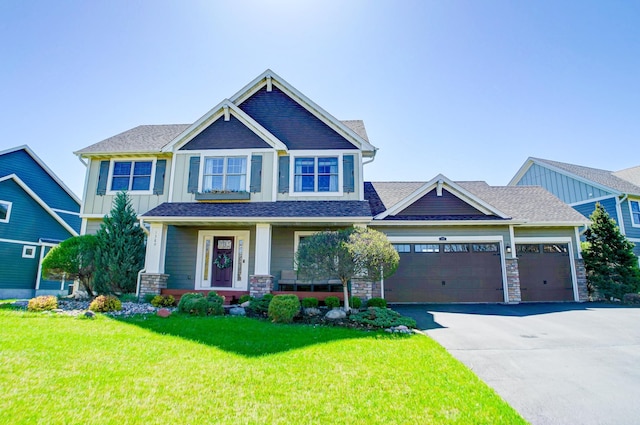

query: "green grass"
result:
(0, 307), (527, 425)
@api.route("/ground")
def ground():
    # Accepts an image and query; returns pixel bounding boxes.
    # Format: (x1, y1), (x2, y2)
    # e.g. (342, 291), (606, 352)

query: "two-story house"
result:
(0, 145), (81, 298)
(510, 157), (640, 259)
(75, 70), (589, 304)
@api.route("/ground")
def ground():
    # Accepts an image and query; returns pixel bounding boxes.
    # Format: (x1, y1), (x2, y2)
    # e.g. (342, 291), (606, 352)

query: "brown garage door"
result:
(517, 244), (574, 302)
(385, 243), (504, 303)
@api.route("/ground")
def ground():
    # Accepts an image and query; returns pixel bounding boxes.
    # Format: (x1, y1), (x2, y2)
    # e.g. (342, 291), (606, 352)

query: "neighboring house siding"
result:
(82, 158), (171, 216)
(517, 164), (612, 203)
(179, 115), (272, 150)
(620, 199), (640, 240)
(0, 242), (39, 289)
(0, 149), (80, 213)
(573, 198), (617, 224)
(238, 86), (359, 151)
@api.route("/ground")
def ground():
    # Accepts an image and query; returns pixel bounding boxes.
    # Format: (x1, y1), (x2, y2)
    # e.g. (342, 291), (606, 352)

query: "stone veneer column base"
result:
(250, 275), (273, 298)
(351, 279), (381, 302)
(575, 259), (588, 301)
(139, 273), (169, 298)
(505, 258), (521, 303)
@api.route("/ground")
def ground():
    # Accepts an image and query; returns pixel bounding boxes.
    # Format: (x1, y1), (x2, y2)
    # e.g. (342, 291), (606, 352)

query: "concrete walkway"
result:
(393, 303), (640, 425)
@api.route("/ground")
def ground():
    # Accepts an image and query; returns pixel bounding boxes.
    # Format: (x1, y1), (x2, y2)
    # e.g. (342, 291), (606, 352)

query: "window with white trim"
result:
(203, 157), (247, 192)
(294, 157), (338, 192)
(0, 200), (11, 223)
(22, 245), (36, 259)
(630, 200), (640, 226)
(110, 160), (153, 191)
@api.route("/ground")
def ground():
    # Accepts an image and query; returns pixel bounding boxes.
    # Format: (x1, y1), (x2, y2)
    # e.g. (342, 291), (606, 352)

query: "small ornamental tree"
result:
(295, 227), (399, 310)
(41, 235), (98, 296)
(582, 203), (640, 300)
(93, 191), (146, 294)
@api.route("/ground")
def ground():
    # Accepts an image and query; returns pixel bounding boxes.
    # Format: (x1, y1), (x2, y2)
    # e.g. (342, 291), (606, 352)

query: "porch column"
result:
(145, 222), (167, 273)
(254, 223), (272, 275)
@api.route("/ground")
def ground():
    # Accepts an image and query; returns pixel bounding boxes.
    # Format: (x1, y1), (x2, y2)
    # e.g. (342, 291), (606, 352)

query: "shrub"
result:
(151, 294), (176, 308)
(324, 296), (340, 309)
(350, 296), (362, 309)
(268, 295), (301, 324)
(366, 297), (387, 308)
(143, 293), (156, 303)
(249, 294), (274, 315)
(238, 294), (252, 304)
(206, 292), (225, 316)
(623, 293), (640, 304)
(301, 297), (319, 308)
(177, 292), (224, 316)
(350, 307), (416, 328)
(119, 293), (138, 303)
(27, 296), (58, 312)
(89, 295), (122, 312)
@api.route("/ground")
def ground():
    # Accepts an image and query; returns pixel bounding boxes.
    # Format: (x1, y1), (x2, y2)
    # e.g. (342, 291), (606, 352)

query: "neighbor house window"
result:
(631, 201), (640, 226)
(22, 245), (36, 259)
(294, 157), (338, 192)
(203, 157), (247, 192)
(110, 160), (153, 191)
(0, 201), (11, 223)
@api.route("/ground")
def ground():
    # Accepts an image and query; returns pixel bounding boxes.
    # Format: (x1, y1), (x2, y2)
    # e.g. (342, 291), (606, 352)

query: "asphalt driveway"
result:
(392, 303), (640, 425)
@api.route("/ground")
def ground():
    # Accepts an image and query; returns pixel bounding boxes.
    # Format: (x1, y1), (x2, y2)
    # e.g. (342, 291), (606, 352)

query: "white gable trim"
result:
(230, 69), (377, 156)
(509, 158), (621, 196)
(162, 100), (287, 153)
(0, 145), (81, 205)
(0, 174), (79, 236)
(375, 174), (510, 220)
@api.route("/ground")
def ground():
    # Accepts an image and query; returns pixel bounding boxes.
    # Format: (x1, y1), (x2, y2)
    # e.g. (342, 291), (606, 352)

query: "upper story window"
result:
(111, 160), (153, 192)
(294, 157), (338, 192)
(203, 157), (247, 192)
(630, 200), (640, 226)
(0, 200), (11, 223)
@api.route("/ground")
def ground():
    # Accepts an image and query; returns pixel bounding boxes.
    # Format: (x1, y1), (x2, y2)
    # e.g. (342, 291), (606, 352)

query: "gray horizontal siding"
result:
(165, 226), (199, 290)
(518, 164), (611, 203)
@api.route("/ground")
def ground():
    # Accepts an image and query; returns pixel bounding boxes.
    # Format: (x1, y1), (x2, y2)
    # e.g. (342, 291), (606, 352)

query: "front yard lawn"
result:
(0, 307), (527, 424)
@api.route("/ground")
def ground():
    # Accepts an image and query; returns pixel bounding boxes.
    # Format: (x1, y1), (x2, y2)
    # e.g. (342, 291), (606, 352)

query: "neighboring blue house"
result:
(510, 157), (640, 258)
(0, 146), (81, 298)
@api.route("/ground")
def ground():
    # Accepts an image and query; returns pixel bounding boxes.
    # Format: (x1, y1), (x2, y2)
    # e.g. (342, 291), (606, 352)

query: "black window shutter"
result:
(187, 156), (200, 194)
(250, 155), (262, 193)
(343, 154), (355, 193)
(153, 159), (167, 195)
(96, 160), (110, 195)
(278, 155), (290, 193)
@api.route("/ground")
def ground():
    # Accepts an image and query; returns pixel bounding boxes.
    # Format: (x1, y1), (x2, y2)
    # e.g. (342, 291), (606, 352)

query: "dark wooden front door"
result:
(517, 244), (574, 301)
(385, 243), (504, 303)
(212, 237), (234, 287)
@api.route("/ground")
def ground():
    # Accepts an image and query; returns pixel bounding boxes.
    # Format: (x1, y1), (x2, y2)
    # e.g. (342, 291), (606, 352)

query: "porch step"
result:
(161, 289), (249, 305)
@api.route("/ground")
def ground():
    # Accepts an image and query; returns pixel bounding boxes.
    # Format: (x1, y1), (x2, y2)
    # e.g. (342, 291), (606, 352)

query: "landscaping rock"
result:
(84, 311), (96, 319)
(240, 301), (250, 308)
(325, 309), (347, 320)
(303, 307), (321, 316)
(385, 325), (412, 334)
(157, 308), (171, 318)
(12, 301), (28, 309)
(229, 307), (246, 316)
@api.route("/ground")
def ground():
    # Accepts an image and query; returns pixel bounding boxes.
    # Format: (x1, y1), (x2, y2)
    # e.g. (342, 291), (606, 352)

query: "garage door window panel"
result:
(472, 243), (499, 252)
(414, 244), (439, 253)
(444, 244), (469, 253)
(393, 244), (411, 253)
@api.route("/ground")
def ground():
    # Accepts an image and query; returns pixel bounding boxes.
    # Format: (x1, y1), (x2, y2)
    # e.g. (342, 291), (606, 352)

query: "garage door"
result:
(385, 243), (504, 303)
(517, 244), (574, 302)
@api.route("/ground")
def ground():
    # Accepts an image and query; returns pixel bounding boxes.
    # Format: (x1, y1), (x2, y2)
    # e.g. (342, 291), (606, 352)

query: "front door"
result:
(212, 237), (234, 287)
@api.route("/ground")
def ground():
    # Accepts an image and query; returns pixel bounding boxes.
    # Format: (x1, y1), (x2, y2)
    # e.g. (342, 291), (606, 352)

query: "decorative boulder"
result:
(157, 308), (171, 318)
(325, 309), (347, 320)
(303, 307), (321, 317)
(240, 301), (251, 308)
(229, 307), (246, 316)
(84, 310), (96, 319)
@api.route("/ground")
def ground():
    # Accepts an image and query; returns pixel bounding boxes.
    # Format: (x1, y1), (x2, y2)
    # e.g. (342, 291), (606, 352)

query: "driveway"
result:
(392, 303), (640, 425)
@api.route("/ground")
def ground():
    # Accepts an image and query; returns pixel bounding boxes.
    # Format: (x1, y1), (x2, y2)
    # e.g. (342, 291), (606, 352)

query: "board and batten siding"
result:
(82, 157), (172, 216)
(517, 163), (612, 204)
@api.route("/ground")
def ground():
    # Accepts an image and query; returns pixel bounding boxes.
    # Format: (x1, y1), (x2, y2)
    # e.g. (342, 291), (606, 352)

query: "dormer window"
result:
(203, 157), (247, 192)
(294, 157), (338, 193)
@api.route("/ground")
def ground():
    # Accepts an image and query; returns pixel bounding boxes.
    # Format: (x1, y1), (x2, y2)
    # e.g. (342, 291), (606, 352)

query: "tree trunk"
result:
(342, 279), (350, 311)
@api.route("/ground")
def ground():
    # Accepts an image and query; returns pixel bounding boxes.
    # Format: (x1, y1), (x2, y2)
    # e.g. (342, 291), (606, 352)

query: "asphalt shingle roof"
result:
(532, 158), (640, 196)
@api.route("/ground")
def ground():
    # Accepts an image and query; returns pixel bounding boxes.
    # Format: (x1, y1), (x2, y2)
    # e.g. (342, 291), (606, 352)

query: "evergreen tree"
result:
(583, 203), (640, 300)
(93, 192), (146, 294)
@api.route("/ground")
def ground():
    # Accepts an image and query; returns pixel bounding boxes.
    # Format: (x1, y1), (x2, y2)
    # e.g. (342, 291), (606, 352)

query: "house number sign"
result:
(217, 239), (232, 250)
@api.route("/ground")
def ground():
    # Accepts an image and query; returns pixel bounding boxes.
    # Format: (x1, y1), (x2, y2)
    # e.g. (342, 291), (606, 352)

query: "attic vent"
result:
(437, 179), (443, 197)
(266, 76), (272, 92)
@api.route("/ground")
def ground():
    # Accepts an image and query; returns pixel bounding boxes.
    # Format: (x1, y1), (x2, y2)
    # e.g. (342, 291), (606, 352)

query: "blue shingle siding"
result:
(518, 163), (612, 203)
(238, 86), (359, 150)
(0, 242), (39, 289)
(179, 115), (272, 150)
(0, 149), (80, 214)
(0, 179), (74, 242)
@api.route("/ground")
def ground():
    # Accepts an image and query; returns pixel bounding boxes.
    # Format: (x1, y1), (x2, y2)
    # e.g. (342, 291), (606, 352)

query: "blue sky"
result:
(1, 0), (639, 198)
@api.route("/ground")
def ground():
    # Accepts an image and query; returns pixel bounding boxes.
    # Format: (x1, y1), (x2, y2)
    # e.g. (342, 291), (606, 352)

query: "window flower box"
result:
(195, 191), (251, 201)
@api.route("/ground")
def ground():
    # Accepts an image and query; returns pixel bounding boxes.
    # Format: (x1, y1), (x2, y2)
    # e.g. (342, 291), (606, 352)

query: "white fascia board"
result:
(375, 174), (510, 220)
(507, 158), (534, 186)
(140, 216), (372, 224)
(230, 70), (377, 155)
(0, 174), (79, 236)
(369, 220), (519, 227)
(0, 145), (82, 205)
(527, 158), (620, 196)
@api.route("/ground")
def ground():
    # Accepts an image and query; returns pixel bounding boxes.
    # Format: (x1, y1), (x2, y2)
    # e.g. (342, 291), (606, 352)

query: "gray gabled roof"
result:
(366, 181), (588, 224)
(613, 165), (640, 188)
(75, 121), (368, 155)
(531, 157), (640, 196)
